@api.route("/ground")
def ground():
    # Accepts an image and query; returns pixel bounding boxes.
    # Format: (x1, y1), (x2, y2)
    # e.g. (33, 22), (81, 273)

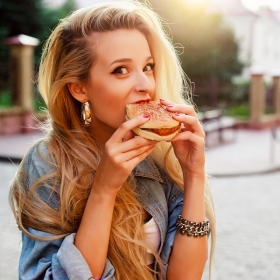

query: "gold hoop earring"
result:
(81, 100), (91, 127)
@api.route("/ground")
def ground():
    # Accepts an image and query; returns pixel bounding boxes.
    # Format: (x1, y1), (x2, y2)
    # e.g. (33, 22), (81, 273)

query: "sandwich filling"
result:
(141, 123), (181, 136)
(125, 101), (181, 139)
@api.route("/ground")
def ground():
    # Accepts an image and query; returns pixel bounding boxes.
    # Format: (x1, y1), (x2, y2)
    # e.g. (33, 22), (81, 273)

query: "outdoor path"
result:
(202, 172), (280, 280)
(1, 127), (280, 279)
(205, 128), (280, 176)
(0, 127), (280, 176)
(1, 162), (280, 279)
(0, 162), (21, 280)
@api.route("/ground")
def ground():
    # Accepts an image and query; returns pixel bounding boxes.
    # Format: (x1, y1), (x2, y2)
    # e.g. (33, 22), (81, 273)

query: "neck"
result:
(88, 118), (116, 148)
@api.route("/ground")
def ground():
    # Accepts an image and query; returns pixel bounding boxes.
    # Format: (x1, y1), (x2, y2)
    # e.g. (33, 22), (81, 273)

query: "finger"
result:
(172, 114), (205, 138)
(167, 131), (205, 149)
(165, 104), (197, 118)
(123, 143), (156, 168)
(122, 130), (135, 142)
(110, 115), (151, 144)
(116, 142), (157, 162)
(159, 98), (175, 106)
(119, 136), (159, 154)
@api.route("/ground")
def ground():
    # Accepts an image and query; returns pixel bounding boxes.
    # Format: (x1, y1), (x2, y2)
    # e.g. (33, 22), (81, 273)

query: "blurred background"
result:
(0, 0), (279, 279)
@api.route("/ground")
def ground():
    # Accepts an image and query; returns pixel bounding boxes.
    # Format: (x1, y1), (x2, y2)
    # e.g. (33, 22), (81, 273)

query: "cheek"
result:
(91, 89), (127, 126)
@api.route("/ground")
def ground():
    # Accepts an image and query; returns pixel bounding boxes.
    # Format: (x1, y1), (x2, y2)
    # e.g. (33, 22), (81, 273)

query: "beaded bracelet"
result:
(176, 214), (210, 237)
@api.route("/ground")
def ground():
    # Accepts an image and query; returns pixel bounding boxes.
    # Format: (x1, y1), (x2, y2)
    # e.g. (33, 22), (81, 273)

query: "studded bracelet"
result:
(176, 214), (210, 237)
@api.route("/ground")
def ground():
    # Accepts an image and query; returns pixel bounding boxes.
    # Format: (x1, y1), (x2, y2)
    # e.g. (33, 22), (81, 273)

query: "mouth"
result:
(133, 98), (151, 104)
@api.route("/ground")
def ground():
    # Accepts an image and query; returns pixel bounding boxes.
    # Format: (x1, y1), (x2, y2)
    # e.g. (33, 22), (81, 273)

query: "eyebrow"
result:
(108, 56), (153, 68)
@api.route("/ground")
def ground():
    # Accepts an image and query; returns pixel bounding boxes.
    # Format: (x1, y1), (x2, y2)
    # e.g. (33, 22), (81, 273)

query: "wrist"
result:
(183, 171), (205, 185)
(90, 181), (119, 200)
(182, 167), (205, 178)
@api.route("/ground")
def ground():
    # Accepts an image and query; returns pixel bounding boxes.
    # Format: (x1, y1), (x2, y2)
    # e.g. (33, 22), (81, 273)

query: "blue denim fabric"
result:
(17, 141), (184, 280)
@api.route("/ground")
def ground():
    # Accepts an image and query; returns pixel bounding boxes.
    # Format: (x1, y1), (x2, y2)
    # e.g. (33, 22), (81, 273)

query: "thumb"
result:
(122, 130), (135, 142)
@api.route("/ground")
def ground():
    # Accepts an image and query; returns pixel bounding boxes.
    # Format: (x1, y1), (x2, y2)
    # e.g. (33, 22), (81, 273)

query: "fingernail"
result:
(143, 114), (151, 118)
(174, 113), (180, 116)
(160, 99), (165, 101)
(167, 105), (174, 108)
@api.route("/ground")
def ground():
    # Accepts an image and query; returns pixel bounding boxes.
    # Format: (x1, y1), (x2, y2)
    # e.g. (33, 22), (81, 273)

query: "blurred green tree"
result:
(0, 0), (77, 93)
(145, 0), (243, 108)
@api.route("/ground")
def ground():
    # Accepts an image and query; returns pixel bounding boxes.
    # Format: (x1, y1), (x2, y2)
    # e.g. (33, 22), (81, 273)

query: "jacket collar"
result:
(132, 156), (164, 183)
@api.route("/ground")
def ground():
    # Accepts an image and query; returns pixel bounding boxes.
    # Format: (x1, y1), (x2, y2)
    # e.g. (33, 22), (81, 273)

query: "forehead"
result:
(93, 29), (151, 66)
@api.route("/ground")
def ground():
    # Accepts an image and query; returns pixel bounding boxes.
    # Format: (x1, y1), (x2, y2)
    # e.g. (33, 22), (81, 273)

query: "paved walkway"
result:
(1, 128), (280, 279)
(205, 127), (280, 177)
(0, 127), (280, 176)
(202, 172), (280, 280)
(1, 162), (280, 279)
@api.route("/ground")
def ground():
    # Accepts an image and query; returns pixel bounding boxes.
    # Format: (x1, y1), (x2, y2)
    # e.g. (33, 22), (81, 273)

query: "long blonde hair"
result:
(9, 1), (216, 279)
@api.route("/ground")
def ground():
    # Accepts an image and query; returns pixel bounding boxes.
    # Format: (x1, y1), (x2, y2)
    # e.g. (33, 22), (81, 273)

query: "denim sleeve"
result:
(157, 166), (211, 279)
(149, 160), (185, 273)
(18, 142), (116, 279)
(160, 181), (184, 279)
(19, 228), (116, 280)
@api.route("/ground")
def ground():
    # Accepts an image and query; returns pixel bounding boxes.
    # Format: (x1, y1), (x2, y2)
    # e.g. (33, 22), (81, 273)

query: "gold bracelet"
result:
(176, 214), (210, 237)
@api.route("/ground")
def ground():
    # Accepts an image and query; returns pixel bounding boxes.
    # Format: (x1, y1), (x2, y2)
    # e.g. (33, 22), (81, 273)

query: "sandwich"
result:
(125, 101), (182, 141)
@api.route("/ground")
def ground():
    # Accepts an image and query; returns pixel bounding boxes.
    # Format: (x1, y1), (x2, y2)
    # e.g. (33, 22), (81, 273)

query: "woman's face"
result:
(84, 29), (155, 143)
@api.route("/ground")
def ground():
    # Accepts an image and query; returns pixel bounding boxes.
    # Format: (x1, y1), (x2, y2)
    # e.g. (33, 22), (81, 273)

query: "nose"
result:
(133, 71), (154, 94)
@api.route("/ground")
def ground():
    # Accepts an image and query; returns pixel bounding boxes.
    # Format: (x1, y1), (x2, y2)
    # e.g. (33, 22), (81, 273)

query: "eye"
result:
(111, 66), (128, 75)
(144, 63), (156, 71)
(111, 63), (156, 75)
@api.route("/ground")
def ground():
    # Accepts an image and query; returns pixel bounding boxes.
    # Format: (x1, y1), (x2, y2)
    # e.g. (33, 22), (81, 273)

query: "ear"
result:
(67, 83), (88, 103)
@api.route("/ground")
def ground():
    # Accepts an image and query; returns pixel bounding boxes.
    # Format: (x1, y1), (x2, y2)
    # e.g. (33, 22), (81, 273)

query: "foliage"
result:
(0, 88), (46, 110)
(0, 90), (12, 108)
(1, 0), (243, 110)
(0, 0), (77, 92)
(144, 0), (243, 107)
(34, 87), (47, 111)
(224, 103), (250, 120)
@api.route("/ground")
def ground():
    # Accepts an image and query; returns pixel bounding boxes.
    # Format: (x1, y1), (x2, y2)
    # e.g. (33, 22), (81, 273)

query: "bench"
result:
(197, 109), (237, 146)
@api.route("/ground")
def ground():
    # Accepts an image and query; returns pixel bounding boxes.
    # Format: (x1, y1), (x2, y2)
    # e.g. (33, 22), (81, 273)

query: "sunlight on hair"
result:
(183, 0), (207, 4)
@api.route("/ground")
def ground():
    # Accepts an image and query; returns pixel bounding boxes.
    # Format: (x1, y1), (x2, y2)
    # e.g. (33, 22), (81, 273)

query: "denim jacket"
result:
(18, 140), (185, 280)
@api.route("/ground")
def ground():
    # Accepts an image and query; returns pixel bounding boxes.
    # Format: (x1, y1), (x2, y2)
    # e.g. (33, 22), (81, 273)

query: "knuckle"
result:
(199, 137), (205, 145)
(138, 153), (148, 161)
(186, 131), (192, 137)
(135, 137), (144, 146)
(120, 122), (129, 131)
(119, 162), (130, 173)
(190, 117), (197, 124)
(112, 155), (121, 165)
(106, 147), (115, 158)
(188, 105), (195, 112)
(104, 142), (111, 154)
(143, 145), (152, 152)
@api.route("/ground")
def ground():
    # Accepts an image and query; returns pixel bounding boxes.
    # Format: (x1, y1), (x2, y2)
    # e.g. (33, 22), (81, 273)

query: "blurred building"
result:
(208, 0), (280, 83)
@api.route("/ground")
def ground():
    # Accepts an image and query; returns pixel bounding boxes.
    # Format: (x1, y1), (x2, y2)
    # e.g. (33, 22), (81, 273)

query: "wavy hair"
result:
(9, 1), (216, 279)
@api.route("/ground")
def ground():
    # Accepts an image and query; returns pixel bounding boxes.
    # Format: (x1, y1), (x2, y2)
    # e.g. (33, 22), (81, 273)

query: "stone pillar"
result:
(5, 34), (40, 111)
(272, 70), (280, 116)
(249, 70), (266, 122)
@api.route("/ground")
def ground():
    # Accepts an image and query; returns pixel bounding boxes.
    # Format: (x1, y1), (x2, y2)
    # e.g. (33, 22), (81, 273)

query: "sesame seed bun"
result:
(125, 101), (181, 141)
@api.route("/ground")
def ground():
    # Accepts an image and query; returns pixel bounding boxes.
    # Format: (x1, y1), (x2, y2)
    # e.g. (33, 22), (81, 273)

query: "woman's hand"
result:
(160, 99), (206, 177)
(93, 115), (159, 195)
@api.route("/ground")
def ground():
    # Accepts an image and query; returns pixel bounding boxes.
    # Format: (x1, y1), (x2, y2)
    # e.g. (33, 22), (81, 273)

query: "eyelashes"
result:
(146, 63), (156, 71)
(111, 63), (156, 75)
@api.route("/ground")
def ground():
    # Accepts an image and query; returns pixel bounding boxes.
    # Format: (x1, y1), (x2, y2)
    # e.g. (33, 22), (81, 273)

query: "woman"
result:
(9, 1), (215, 279)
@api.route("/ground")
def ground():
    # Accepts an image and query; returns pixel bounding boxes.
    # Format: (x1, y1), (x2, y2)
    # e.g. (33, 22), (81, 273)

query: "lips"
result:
(133, 98), (151, 104)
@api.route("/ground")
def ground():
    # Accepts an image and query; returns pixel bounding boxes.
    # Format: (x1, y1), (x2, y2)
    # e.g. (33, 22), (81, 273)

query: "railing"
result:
(197, 109), (237, 147)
